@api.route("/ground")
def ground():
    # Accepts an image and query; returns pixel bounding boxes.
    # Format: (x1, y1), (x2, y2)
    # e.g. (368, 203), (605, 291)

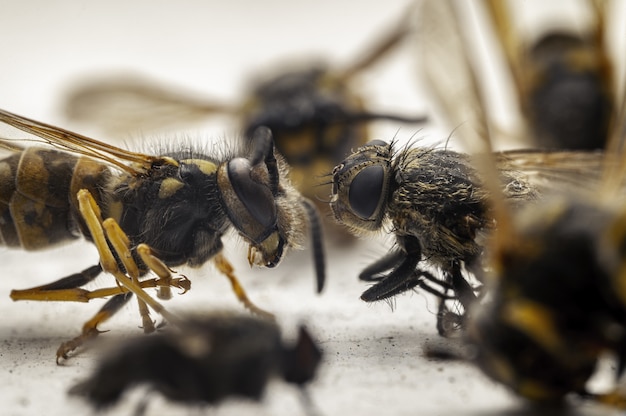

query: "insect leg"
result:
(102, 218), (154, 333)
(213, 253), (275, 321)
(360, 235), (421, 301)
(359, 250), (406, 282)
(302, 198), (326, 293)
(435, 263), (477, 336)
(363, 268), (456, 301)
(360, 255), (420, 301)
(11, 271), (176, 302)
(135, 243), (191, 299)
(77, 189), (180, 326)
(56, 292), (133, 363)
(10, 265), (102, 302)
(448, 262), (477, 309)
(436, 301), (465, 337)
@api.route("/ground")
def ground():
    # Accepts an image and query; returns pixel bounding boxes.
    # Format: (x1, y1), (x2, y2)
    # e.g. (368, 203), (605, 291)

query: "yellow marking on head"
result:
(248, 232), (281, 267)
(260, 231), (280, 255)
(158, 178), (184, 199)
(181, 159), (217, 176)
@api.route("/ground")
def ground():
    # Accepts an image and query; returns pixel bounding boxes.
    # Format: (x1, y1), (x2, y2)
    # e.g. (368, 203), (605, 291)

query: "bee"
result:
(61, 6), (426, 211)
(483, 0), (615, 150)
(0, 108), (325, 361)
(69, 314), (322, 413)
(417, 0), (626, 408)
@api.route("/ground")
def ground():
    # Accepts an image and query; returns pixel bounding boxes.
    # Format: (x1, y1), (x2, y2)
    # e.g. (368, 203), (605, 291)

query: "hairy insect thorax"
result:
(106, 156), (229, 268)
(387, 149), (491, 264)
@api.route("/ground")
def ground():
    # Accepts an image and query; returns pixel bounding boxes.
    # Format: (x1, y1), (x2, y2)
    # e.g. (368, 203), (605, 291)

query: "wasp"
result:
(483, 0), (615, 150)
(417, 0), (626, 408)
(61, 6), (426, 215)
(465, 190), (626, 407)
(0, 108), (325, 361)
(69, 314), (322, 413)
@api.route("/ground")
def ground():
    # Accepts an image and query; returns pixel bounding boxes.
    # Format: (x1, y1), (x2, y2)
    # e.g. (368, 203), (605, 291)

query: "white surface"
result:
(0, 1), (623, 416)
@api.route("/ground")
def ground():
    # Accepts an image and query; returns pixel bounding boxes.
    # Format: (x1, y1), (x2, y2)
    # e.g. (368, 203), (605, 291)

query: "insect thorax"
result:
(387, 149), (490, 265)
(106, 157), (229, 267)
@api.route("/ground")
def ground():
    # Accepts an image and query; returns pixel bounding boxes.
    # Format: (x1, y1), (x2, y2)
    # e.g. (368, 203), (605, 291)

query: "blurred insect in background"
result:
(0, 109), (325, 361)
(484, 0), (616, 150)
(419, 0), (626, 408)
(69, 314), (322, 415)
(328, 0), (618, 336)
(62, 6), (427, 218)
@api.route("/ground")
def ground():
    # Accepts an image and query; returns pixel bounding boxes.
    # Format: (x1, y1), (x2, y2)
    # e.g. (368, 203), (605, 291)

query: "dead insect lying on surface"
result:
(0, 108), (325, 361)
(62, 6), (426, 208)
(329, 138), (607, 335)
(483, 0), (616, 150)
(69, 314), (322, 414)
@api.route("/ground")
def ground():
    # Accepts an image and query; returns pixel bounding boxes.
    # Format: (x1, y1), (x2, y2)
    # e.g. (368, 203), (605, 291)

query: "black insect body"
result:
(69, 315), (322, 412)
(484, 0), (615, 150)
(0, 108), (325, 360)
(466, 196), (626, 407)
(330, 140), (551, 334)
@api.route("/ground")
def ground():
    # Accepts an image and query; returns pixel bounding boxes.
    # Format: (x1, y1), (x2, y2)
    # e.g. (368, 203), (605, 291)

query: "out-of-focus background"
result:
(0, 1), (624, 415)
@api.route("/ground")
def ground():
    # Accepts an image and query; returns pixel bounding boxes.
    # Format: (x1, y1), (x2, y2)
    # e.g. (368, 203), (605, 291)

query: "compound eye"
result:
(348, 165), (384, 219)
(228, 158), (277, 238)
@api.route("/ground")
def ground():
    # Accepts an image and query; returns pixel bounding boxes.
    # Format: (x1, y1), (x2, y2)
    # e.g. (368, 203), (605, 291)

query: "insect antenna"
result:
(302, 199), (326, 293)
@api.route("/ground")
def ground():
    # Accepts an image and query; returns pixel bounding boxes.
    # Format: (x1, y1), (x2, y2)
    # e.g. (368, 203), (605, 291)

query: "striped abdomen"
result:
(0, 148), (111, 250)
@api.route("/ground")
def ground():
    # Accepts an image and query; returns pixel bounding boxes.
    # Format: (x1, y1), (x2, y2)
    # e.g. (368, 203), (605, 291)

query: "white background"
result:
(0, 1), (623, 415)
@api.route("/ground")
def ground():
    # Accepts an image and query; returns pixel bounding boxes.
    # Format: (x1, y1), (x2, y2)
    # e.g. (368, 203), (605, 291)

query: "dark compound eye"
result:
(348, 165), (384, 219)
(228, 157), (277, 231)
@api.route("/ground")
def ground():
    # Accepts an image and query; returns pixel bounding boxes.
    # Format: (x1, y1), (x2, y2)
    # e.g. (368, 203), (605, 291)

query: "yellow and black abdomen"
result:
(0, 147), (111, 250)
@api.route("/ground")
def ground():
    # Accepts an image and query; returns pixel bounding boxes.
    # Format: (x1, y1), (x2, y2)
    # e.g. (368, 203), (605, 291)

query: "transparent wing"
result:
(64, 75), (237, 136)
(417, 0), (517, 240)
(417, 0), (489, 153)
(496, 149), (609, 194)
(336, 3), (416, 82)
(0, 108), (169, 175)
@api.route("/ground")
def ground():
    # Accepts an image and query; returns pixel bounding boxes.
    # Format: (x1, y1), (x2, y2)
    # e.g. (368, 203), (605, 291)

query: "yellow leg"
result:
(103, 218), (153, 333)
(76, 189), (181, 327)
(11, 276), (184, 302)
(137, 243), (178, 300)
(214, 253), (275, 321)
